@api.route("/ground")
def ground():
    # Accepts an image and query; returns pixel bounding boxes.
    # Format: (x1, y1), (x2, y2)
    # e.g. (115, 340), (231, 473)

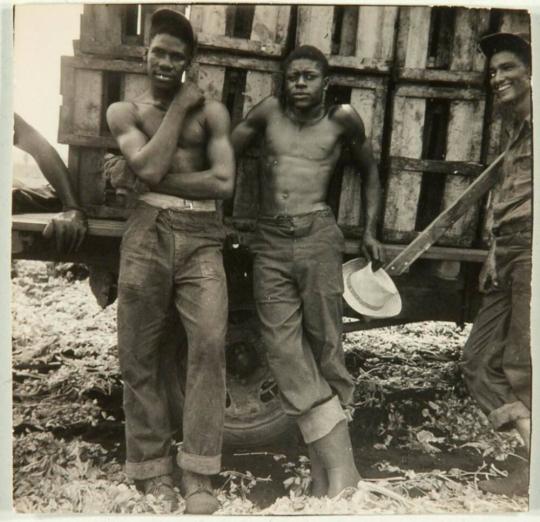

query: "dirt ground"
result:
(11, 260), (528, 515)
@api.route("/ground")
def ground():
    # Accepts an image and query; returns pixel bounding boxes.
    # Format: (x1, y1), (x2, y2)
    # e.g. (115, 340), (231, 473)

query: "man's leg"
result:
(117, 206), (178, 509)
(172, 218), (228, 514)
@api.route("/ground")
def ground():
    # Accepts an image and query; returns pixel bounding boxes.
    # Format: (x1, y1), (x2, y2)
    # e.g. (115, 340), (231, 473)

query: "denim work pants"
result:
(251, 207), (354, 444)
(461, 233), (532, 430)
(117, 202), (227, 479)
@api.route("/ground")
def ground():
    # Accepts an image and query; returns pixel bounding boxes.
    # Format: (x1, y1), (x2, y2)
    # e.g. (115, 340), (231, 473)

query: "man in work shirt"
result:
(461, 32), (532, 497)
(232, 45), (383, 498)
(106, 9), (234, 514)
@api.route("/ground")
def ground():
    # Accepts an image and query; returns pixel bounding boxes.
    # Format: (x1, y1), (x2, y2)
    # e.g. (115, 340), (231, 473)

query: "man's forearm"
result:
(363, 166), (381, 236)
(152, 170), (233, 200)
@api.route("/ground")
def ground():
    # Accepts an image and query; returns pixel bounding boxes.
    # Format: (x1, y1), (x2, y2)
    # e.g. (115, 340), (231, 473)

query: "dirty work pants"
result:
(461, 233), (532, 430)
(117, 202), (227, 479)
(252, 207), (354, 444)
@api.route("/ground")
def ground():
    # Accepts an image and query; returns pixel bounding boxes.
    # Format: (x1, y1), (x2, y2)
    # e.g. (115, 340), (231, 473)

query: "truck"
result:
(12, 4), (531, 447)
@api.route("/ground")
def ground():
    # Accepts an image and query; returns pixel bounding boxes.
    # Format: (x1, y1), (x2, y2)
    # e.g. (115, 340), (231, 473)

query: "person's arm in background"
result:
(14, 113), (87, 252)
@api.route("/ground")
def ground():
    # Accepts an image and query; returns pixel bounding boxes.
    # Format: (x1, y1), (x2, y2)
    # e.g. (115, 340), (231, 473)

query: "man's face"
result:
(489, 50), (530, 106)
(147, 33), (191, 89)
(284, 58), (327, 111)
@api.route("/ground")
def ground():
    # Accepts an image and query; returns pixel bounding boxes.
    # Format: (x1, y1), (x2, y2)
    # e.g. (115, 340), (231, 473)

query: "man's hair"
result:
(480, 32), (531, 69)
(149, 10), (197, 58)
(282, 45), (329, 77)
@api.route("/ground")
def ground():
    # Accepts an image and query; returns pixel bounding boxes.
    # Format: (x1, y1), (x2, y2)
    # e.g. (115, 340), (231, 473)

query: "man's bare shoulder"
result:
(202, 100), (232, 132)
(329, 104), (365, 134)
(106, 100), (139, 130)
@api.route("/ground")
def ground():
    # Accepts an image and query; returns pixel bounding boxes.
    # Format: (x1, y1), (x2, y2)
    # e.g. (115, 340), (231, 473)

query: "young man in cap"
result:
(461, 32), (532, 497)
(106, 9), (234, 513)
(13, 113), (87, 252)
(232, 45), (383, 498)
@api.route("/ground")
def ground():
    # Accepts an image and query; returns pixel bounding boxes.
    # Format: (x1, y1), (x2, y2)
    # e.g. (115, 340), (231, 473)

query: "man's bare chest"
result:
(136, 105), (206, 149)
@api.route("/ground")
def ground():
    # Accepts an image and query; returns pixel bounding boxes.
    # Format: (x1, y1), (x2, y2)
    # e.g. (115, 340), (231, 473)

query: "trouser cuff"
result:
(297, 395), (347, 444)
(125, 455), (173, 480)
(177, 450), (221, 475)
(488, 400), (530, 430)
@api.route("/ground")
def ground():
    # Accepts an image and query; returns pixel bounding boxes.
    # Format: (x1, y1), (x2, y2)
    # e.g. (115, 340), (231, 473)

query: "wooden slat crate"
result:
(295, 5), (398, 72)
(396, 6), (490, 85)
(383, 84), (486, 247)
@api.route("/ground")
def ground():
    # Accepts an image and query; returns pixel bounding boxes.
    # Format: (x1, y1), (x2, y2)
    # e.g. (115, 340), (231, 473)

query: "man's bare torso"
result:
(132, 92), (208, 175)
(260, 99), (346, 216)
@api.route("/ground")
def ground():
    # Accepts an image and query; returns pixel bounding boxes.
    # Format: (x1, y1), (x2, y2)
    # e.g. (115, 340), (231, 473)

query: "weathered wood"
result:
(450, 8), (490, 72)
(396, 84), (484, 101)
(383, 96), (426, 242)
(72, 70), (102, 135)
(122, 73), (148, 101)
(356, 6), (398, 64)
(63, 55), (146, 74)
(389, 157), (484, 177)
(197, 52), (281, 73)
(327, 55), (391, 73)
(400, 7), (431, 69)
(78, 148), (107, 208)
(339, 7), (358, 56)
(385, 151), (506, 276)
(296, 6), (334, 54)
(498, 9), (531, 34)
(397, 68), (484, 85)
(58, 133), (117, 149)
(439, 99), (485, 246)
(80, 4), (124, 51)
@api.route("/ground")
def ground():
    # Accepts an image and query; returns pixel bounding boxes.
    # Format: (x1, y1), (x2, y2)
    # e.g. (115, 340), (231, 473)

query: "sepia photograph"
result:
(7, 1), (536, 517)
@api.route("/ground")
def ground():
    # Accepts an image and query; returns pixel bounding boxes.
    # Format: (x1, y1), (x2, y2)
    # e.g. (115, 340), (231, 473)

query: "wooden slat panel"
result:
(337, 166), (362, 228)
(356, 6), (398, 64)
(296, 6), (334, 54)
(439, 99), (485, 246)
(73, 70), (103, 135)
(122, 73), (148, 101)
(499, 10), (531, 34)
(383, 95), (426, 241)
(78, 148), (106, 208)
(80, 5), (124, 50)
(401, 7), (431, 68)
(450, 8), (490, 72)
(339, 7), (358, 55)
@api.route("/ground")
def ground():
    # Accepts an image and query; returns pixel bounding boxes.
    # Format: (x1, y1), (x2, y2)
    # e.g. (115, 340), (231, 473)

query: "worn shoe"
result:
(138, 474), (179, 511)
(478, 468), (529, 497)
(181, 470), (219, 514)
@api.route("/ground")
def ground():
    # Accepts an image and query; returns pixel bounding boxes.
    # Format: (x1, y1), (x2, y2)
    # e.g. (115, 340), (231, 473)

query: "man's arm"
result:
(13, 113), (87, 252)
(231, 97), (273, 156)
(335, 105), (383, 261)
(106, 82), (204, 184)
(153, 101), (235, 200)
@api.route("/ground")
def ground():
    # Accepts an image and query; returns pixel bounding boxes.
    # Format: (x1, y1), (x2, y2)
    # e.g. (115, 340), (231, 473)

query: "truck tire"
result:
(223, 314), (294, 447)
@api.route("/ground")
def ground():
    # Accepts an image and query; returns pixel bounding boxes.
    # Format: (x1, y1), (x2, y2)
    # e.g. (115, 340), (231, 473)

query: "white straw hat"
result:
(342, 258), (402, 318)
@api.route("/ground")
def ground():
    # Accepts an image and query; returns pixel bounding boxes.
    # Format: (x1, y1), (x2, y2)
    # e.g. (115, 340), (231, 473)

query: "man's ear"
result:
(323, 77), (330, 91)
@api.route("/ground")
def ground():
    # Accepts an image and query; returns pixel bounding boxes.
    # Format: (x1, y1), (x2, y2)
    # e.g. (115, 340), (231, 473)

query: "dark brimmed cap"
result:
(479, 32), (531, 64)
(150, 8), (197, 51)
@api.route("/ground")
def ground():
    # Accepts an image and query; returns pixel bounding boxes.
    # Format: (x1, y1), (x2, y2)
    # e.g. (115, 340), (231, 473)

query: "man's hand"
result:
(362, 232), (384, 263)
(43, 209), (87, 253)
(479, 247), (498, 293)
(174, 81), (205, 111)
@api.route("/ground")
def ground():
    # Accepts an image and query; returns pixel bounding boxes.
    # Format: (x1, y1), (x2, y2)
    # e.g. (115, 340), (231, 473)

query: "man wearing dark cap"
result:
(106, 8), (234, 513)
(461, 32), (532, 497)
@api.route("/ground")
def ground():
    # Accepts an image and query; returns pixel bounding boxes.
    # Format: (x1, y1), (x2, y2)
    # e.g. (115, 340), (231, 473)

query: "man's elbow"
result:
(214, 171), (235, 199)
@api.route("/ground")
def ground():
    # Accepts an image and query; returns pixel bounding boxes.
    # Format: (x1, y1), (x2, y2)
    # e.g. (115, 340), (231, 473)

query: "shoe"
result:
(181, 470), (219, 514)
(478, 468), (529, 497)
(138, 474), (179, 511)
(308, 420), (360, 498)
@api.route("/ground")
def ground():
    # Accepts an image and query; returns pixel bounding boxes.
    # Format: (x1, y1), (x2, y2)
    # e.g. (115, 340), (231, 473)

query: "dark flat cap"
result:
(479, 32), (530, 60)
(150, 8), (196, 49)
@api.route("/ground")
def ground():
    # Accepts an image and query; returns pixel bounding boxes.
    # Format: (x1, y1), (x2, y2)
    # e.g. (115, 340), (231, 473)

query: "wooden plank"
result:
(58, 133), (117, 149)
(356, 6), (398, 64)
(499, 10), (531, 34)
(396, 84), (484, 101)
(439, 99), (485, 246)
(402, 7), (431, 68)
(122, 73), (148, 101)
(339, 7), (358, 56)
(385, 151), (506, 275)
(78, 148), (107, 207)
(383, 96), (426, 242)
(397, 68), (484, 85)
(80, 5), (124, 51)
(73, 69), (103, 135)
(296, 6), (334, 54)
(450, 8), (490, 72)
(328, 55), (391, 73)
(389, 157), (483, 177)
(275, 6), (292, 47)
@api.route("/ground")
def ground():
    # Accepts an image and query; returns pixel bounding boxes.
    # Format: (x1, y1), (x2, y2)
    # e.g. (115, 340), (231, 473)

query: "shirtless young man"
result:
(232, 45), (383, 497)
(106, 9), (234, 514)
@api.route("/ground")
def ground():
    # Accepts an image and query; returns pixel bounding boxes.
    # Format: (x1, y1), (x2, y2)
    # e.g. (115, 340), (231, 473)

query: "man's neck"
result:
(285, 103), (326, 126)
(150, 84), (182, 109)
(514, 94), (531, 122)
